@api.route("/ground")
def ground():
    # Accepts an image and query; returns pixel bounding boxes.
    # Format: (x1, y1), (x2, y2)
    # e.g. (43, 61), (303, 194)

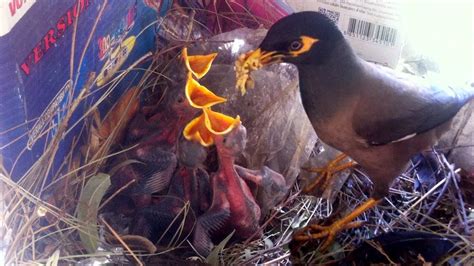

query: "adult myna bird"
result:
(237, 11), (474, 250)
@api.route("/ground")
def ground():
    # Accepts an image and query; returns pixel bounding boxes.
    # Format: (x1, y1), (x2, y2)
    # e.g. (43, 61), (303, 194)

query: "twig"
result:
(417, 166), (451, 226)
(262, 252), (290, 265)
(389, 176), (447, 227)
(100, 216), (143, 266)
(439, 154), (471, 234)
(98, 179), (136, 211)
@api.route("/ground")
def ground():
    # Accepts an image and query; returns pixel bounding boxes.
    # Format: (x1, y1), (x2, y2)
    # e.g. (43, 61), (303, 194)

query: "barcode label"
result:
(318, 7), (340, 23)
(346, 18), (397, 46)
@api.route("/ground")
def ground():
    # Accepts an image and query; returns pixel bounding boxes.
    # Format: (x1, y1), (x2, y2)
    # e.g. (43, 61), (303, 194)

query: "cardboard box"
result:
(0, 0), (167, 180)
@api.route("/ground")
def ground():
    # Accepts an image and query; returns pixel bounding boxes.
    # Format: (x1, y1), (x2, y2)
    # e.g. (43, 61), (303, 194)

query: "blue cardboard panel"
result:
(0, 0), (167, 180)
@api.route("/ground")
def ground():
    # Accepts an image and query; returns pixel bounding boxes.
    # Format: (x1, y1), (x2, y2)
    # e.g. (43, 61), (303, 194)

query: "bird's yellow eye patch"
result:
(289, 36), (319, 57)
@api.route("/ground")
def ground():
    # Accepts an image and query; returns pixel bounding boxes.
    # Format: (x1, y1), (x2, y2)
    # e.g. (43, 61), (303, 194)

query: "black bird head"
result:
(248, 11), (344, 67)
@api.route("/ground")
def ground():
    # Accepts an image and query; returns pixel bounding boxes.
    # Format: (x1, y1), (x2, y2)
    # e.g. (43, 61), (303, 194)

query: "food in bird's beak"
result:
(235, 48), (263, 95)
(185, 74), (226, 108)
(235, 48), (279, 95)
(182, 47), (218, 79)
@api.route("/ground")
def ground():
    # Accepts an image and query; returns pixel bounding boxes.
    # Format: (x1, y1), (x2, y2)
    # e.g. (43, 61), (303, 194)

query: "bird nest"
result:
(0, 5), (472, 266)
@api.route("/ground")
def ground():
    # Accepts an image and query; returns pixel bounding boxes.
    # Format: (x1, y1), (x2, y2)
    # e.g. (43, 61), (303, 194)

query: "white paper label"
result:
(286, 0), (403, 68)
(0, 0), (37, 37)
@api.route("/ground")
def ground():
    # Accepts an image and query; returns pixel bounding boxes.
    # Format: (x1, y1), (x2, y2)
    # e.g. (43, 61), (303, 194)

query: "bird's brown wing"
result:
(352, 65), (473, 146)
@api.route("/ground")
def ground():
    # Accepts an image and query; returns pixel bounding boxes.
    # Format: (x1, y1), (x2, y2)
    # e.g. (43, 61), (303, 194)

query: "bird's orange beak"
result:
(235, 36), (318, 95)
(241, 48), (282, 66)
(183, 108), (240, 147)
(235, 48), (282, 95)
(185, 73), (227, 109)
(182, 47), (241, 147)
(182, 47), (218, 79)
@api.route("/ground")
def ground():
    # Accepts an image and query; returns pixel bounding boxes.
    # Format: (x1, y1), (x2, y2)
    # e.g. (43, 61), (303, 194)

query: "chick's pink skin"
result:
(194, 124), (261, 256)
(213, 125), (261, 238)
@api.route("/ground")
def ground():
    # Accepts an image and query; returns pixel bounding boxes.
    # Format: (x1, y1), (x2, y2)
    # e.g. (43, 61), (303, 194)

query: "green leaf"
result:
(76, 173), (111, 253)
(206, 230), (234, 266)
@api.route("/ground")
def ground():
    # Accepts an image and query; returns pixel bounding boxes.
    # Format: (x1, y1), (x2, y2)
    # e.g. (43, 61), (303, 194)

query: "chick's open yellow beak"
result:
(183, 112), (214, 147)
(203, 108), (240, 135)
(185, 74), (226, 109)
(183, 108), (241, 147)
(182, 47), (218, 79)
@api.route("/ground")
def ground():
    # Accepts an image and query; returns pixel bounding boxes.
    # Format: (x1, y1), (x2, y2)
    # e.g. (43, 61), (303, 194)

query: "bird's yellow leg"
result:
(293, 198), (381, 250)
(302, 153), (356, 193)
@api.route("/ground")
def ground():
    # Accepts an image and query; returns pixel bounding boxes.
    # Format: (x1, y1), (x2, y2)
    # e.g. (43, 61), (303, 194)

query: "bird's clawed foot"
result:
(302, 153), (356, 193)
(293, 220), (364, 250)
(293, 198), (380, 251)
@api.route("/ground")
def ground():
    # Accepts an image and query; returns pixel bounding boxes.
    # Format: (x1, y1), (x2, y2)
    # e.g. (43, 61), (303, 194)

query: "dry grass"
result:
(213, 147), (472, 265)
(0, 2), (472, 265)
